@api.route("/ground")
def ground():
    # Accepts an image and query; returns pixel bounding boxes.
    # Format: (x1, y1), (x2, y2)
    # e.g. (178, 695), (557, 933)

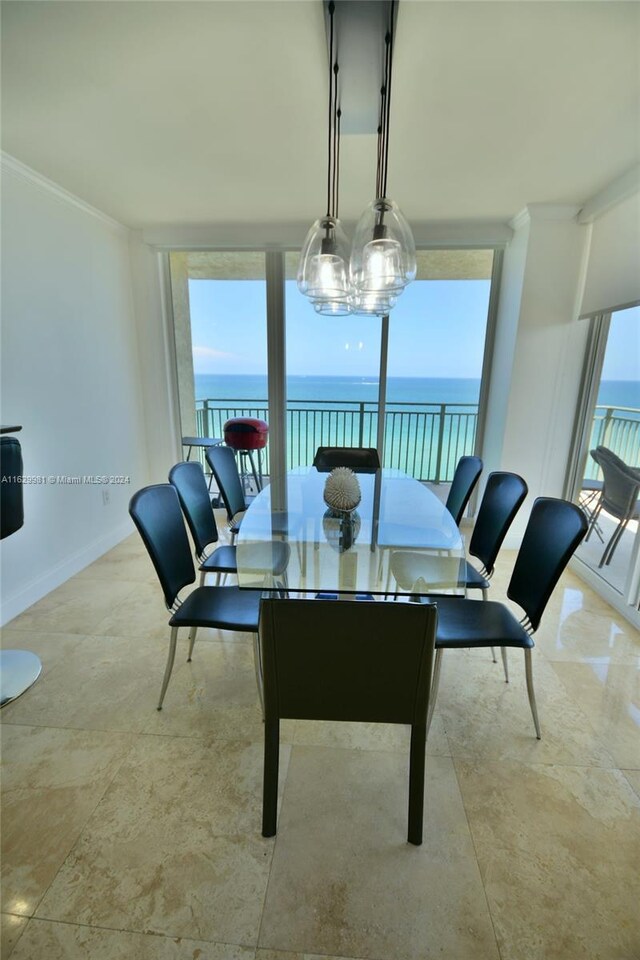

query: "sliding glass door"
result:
(384, 250), (494, 483)
(284, 254), (382, 469)
(571, 304), (640, 612)
(168, 251), (269, 479)
(169, 247), (499, 496)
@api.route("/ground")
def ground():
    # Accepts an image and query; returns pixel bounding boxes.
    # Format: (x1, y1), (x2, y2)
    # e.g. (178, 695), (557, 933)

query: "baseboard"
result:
(0, 519), (135, 626)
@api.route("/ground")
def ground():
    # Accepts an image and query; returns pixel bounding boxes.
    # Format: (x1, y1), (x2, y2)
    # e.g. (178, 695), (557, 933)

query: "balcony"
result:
(195, 397), (479, 483)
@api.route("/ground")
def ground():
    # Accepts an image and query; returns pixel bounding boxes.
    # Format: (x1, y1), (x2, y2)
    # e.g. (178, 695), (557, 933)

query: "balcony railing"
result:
(194, 398), (640, 483)
(584, 406), (640, 478)
(196, 398), (478, 482)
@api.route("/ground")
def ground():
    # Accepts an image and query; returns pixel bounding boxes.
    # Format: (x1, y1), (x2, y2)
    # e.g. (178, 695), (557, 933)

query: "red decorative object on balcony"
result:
(223, 418), (269, 492)
(223, 418), (268, 451)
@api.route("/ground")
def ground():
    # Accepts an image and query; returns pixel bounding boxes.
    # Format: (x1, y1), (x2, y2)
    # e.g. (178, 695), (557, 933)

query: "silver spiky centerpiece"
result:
(323, 467), (361, 514)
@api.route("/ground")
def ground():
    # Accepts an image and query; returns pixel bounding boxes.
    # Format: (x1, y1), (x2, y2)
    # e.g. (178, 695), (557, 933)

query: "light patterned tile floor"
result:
(1, 524), (639, 959)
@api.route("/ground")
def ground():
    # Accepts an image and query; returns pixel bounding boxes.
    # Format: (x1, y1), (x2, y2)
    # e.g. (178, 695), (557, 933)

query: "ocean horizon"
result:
(194, 373), (639, 412)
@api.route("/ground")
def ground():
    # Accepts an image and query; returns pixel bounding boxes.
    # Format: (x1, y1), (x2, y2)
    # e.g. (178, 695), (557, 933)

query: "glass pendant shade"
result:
(350, 198), (416, 295)
(297, 217), (352, 309)
(314, 298), (352, 317)
(350, 290), (397, 317)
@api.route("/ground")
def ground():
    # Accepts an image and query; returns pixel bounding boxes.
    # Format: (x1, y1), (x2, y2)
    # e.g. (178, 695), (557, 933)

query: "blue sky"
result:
(189, 278), (492, 378)
(188, 279), (638, 380)
(601, 305), (640, 380)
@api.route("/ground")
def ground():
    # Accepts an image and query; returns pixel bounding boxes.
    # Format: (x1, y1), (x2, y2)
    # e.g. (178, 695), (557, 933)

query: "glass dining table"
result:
(235, 467), (465, 598)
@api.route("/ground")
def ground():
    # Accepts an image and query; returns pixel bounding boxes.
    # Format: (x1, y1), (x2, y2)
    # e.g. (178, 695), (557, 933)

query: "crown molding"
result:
(143, 219), (512, 251)
(578, 163), (640, 224)
(509, 203), (581, 231)
(1, 152), (129, 235)
(509, 208), (531, 231)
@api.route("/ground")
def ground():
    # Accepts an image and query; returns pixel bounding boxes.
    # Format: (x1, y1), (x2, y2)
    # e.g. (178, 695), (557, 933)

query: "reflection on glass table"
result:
(236, 467), (465, 597)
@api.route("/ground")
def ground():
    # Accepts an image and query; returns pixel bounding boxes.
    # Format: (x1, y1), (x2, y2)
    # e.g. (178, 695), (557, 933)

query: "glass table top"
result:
(236, 468), (465, 596)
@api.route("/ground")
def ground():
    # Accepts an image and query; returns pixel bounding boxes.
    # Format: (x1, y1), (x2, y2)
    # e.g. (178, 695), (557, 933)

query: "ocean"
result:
(194, 373), (639, 412)
(192, 374), (639, 479)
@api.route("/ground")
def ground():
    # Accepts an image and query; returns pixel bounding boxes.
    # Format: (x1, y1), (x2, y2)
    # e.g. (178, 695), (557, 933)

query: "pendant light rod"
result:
(381, 0), (396, 200)
(326, 1), (336, 219)
(335, 106), (342, 218)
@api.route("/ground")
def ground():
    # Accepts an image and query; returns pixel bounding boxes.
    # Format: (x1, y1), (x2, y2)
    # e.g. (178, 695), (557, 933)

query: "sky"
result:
(188, 279), (639, 381)
(189, 278), (492, 379)
(601, 304), (640, 381)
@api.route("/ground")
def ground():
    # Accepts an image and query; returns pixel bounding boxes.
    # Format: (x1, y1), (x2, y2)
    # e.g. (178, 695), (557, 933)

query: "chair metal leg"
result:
(524, 648), (541, 740)
(262, 717), (280, 837)
(584, 499), (603, 542)
(426, 648), (443, 736)
(199, 570), (206, 587)
(187, 627), (198, 661)
(599, 517), (628, 567)
(500, 646), (509, 683)
(157, 626), (178, 710)
(253, 632), (264, 718)
(408, 723), (426, 845)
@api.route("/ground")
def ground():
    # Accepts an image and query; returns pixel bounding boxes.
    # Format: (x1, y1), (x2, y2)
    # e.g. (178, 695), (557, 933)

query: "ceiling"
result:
(1, 1), (639, 229)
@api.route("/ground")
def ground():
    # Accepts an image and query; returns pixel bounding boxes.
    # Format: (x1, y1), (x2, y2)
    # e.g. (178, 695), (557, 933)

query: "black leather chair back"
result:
(206, 445), (247, 521)
(169, 461), (220, 556)
(260, 598), (436, 724)
(129, 484), (195, 608)
(260, 598), (438, 843)
(313, 446), (380, 473)
(508, 497), (587, 632)
(469, 472), (528, 575)
(445, 456), (483, 526)
(0, 437), (24, 539)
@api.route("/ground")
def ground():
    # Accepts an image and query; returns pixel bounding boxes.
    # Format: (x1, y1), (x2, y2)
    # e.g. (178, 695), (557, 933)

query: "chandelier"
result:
(298, 0), (416, 318)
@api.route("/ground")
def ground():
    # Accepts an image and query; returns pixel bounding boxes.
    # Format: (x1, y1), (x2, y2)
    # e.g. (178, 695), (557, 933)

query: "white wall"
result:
(0, 161), (149, 624)
(485, 206), (591, 542)
(579, 190), (640, 317)
(128, 235), (181, 482)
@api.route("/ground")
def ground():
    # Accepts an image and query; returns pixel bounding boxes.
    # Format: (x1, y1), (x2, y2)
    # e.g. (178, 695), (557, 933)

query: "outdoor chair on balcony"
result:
(585, 446), (640, 567)
(313, 446), (381, 473)
(129, 484), (263, 711)
(425, 497), (587, 740)
(169, 461), (290, 590)
(259, 598), (437, 845)
(445, 455), (483, 526)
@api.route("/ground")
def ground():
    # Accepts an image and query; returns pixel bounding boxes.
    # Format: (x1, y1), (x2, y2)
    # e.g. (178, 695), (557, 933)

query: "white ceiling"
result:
(2, 1), (639, 229)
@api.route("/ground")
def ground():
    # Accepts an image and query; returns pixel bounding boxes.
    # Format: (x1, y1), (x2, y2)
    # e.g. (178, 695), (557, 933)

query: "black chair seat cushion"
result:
(464, 562), (491, 591)
(431, 597), (534, 650)
(201, 545), (238, 574)
(239, 540), (291, 576)
(169, 585), (261, 631)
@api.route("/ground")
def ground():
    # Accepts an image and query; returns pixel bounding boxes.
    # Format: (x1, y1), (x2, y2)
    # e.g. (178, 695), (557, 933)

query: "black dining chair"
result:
(426, 497), (587, 739)
(392, 472), (528, 599)
(445, 455), (483, 526)
(206, 444), (253, 542)
(313, 446), (381, 473)
(391, 471), (528, 673)
(584, 446), (640, 567)
(129, 484), (263, 711)
(169, 461), (290, 589)
(259, 598), (437, 845)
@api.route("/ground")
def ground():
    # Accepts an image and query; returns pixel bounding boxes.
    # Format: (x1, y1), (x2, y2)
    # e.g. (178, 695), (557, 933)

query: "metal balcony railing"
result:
(584, 406), (640, 478)
(194, 398), (640, 483)
(195, 398), (478, 482)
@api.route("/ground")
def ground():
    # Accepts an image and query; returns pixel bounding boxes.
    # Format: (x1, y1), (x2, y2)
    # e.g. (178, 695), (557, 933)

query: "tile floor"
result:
(1, 519), (639, 960)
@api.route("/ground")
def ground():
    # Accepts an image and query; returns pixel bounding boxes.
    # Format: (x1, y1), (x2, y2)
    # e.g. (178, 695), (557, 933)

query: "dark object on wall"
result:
(1, 431), (24, 540)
